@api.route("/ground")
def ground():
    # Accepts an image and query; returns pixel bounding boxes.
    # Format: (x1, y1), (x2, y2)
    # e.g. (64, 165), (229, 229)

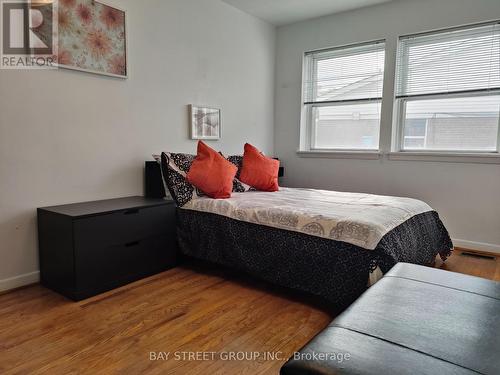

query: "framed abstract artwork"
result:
(189, 105), (221, 140)
(56, 0), (127, 78)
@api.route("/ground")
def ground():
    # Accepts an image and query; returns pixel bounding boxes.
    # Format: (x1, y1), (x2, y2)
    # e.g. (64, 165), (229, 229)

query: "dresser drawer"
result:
(39, 196), (177, 301)
(75, 234), (175, 292)
(74, 205), (174, 250)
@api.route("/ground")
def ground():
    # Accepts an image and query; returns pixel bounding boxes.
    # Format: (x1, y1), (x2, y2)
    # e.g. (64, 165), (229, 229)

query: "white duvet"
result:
(181, 187), (433, 250)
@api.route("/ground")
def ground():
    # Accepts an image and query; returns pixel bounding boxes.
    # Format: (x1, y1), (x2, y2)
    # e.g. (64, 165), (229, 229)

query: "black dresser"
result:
(38, 196), (177, 301)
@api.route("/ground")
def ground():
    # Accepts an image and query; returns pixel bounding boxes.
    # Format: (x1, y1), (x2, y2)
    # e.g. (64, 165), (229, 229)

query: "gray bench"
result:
(281, 263), (500, 375)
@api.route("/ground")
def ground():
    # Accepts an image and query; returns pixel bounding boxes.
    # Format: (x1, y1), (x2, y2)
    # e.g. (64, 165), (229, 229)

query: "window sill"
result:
(296, 150), (382, 160)
(388, 151), (500, 164)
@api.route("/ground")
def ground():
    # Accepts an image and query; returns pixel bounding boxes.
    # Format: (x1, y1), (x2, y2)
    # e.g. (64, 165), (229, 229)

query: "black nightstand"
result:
(37, 196), (177, 301)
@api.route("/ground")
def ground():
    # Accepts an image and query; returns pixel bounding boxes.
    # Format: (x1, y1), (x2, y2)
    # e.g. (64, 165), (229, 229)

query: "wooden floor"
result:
(0, 250), (498, 375)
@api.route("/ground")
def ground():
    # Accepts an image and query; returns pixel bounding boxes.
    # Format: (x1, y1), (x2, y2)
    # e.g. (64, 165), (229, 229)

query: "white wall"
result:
(275, 0), (500, 252)
(0, 0), (275, 290)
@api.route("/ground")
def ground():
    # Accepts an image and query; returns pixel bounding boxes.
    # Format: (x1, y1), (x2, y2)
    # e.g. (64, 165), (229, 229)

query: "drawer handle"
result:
(125, 241), (140, 247)
(124, 208), (139, 215)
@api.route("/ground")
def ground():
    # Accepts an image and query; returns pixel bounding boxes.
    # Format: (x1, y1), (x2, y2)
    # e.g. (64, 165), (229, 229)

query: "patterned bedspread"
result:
(176, 208), (453, 306)
(182, 187), (433, 250)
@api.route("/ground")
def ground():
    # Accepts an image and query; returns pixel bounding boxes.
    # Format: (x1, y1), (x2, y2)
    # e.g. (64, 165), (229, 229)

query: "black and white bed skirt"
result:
(176, 209), (453, 307)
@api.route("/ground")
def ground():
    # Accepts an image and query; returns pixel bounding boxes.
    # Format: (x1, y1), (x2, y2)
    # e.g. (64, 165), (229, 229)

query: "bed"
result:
(148, 155), (453, 306)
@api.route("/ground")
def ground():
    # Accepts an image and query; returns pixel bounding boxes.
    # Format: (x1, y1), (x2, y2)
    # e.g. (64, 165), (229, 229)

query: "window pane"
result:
(303, 42), (385, 103)
(315, 48), (385, 102)
(396, 23), (500, 97)
(403, 95), (500, 151)
(312, 102), (381, 150)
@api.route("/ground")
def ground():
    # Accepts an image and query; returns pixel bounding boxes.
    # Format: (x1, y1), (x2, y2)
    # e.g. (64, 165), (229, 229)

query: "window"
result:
(395, 23), (500, 153)
(302, 41), (385, 151)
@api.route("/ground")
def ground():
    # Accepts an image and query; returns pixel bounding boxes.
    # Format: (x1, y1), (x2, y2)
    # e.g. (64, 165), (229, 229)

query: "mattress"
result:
(181, 187), (433, 250)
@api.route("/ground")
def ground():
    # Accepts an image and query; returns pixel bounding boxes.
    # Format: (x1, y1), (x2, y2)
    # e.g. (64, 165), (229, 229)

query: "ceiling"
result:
(222, 0), (394, 26)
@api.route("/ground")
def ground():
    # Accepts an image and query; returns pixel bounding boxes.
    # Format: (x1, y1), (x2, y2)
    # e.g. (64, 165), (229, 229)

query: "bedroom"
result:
(0, 0), (499, 374)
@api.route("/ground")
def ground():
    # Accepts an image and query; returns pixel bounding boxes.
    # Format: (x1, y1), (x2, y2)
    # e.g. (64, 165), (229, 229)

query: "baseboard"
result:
(0, 271), (40, 293)
(452, 238), (500, 255)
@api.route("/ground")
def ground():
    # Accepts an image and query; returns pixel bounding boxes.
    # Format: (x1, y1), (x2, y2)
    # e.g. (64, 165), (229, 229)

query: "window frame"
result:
(394, 91), (500, 154)
(297, 21), (500, 163)
(393, 22), (500, 154)
(301, 39), (386, 153)
(306, 99), (383, 151)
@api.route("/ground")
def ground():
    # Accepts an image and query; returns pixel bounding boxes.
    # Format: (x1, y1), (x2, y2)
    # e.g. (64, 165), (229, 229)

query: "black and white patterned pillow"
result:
(226, 155), (253, 192)
(157, 153), (252, 206)
(160, 152), (207, 207)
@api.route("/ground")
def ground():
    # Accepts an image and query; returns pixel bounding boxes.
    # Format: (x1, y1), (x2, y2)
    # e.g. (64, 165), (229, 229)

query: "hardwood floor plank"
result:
(0, 250), (498, 375)
(437, 249), (499, 281)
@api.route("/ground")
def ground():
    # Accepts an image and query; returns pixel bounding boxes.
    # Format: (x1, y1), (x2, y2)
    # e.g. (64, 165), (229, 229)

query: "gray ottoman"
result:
(281, 263), (500, 375)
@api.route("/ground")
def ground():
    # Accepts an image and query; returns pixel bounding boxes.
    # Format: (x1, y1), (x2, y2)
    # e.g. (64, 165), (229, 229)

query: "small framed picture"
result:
(189, 105), (221, 140)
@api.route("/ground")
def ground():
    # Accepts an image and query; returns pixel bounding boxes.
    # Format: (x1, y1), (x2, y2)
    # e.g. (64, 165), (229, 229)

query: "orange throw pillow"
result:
(186, 141), (237, 199)
(239, 143), (279, 192)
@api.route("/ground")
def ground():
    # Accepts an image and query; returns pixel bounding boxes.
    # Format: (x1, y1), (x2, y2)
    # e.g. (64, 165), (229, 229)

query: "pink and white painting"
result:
(57, 0), (127, 77)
